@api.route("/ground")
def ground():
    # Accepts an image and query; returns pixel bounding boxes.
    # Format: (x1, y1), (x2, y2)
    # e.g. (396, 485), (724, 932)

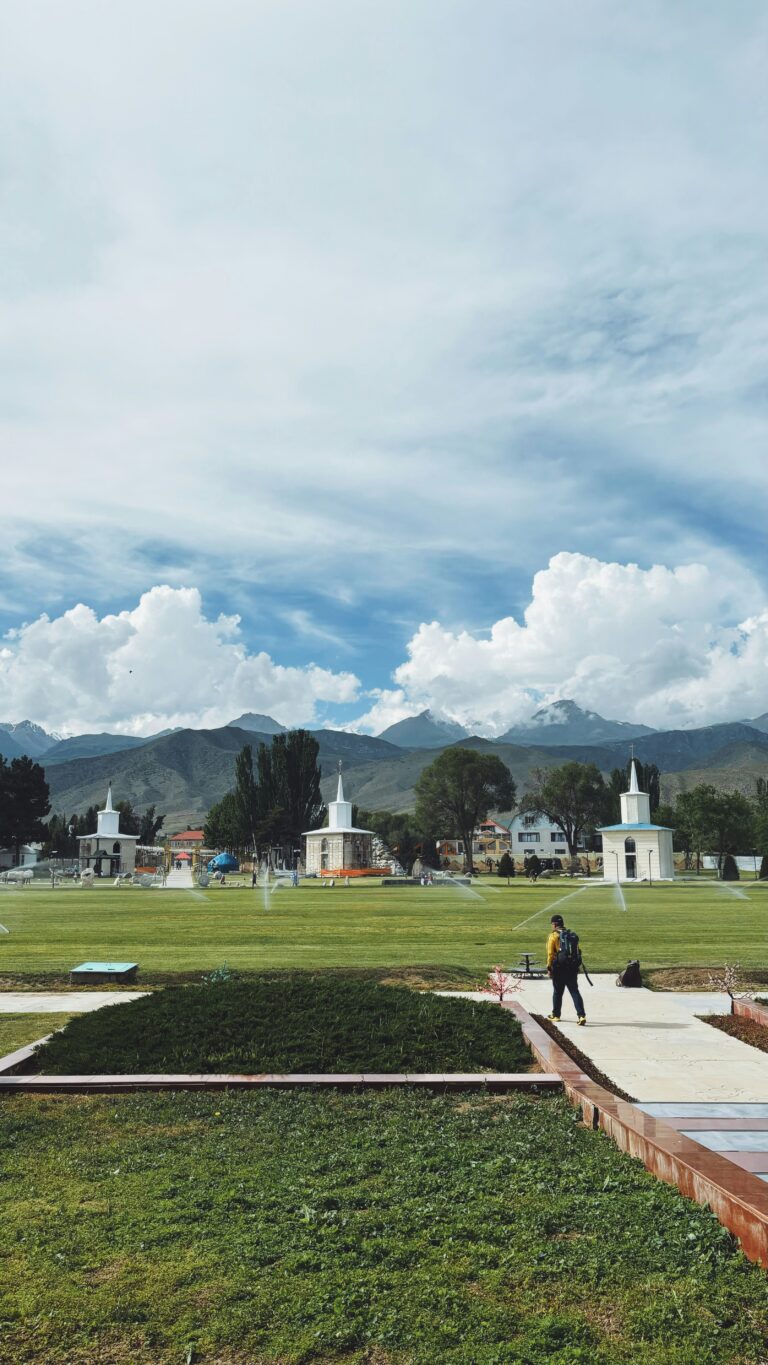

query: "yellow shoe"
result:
(547, 1014), (560, 1022)
(578, 1016), (587, 1026)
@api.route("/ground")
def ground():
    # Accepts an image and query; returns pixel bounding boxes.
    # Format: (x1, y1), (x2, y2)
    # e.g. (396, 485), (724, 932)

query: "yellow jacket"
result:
(546, 929), (560, 971)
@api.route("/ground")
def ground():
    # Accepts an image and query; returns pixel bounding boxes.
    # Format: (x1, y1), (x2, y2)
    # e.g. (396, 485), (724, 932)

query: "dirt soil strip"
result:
(700, 1014), (768, 1056)
(531, 1014), (636, 1102)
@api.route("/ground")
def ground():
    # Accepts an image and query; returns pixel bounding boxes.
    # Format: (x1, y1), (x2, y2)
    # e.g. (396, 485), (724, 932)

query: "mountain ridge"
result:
(377, 709), (470, 748)
(497, 699), (656, 746)
(40, 718), (768, 830)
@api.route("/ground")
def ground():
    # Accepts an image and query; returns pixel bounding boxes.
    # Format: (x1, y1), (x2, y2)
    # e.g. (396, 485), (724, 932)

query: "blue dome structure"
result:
(207, 852), (240, 873)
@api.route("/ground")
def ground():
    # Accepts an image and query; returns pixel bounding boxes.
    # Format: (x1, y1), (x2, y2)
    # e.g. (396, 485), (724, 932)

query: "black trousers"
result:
(551, 967), (585, 1018)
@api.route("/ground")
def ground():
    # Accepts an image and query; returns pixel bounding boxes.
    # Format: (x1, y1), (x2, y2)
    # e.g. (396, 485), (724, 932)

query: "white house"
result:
(598, 762), (674, 881)
(508, 811), (583, 860)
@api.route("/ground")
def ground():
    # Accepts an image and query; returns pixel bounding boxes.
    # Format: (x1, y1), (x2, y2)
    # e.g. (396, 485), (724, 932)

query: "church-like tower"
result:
(598, 761), (674, 881)
(302, 766), (375, 876)
(77, 783), (138, 877)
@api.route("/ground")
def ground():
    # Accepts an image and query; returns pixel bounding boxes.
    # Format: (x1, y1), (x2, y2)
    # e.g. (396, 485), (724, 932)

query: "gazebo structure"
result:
(78, 784), (138, 878)
(599, 761), (674, 882)
(303, 765), (375, 876)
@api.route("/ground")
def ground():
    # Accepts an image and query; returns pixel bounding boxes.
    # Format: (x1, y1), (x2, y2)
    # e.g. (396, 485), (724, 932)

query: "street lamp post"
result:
(648, 848), (654, 888)
(612, 849), (620, 882)
(752, 848), (758, 881)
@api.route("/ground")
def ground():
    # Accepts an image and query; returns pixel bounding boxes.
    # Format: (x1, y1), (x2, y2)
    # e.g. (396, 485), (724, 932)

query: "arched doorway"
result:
(624, 836), (637, 880)
(320, 838), (329, 872)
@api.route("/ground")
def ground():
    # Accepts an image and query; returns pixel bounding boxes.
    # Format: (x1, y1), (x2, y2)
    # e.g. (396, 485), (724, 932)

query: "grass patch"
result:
(699, 1013), (768, 1055)
(0, 1012), (74, 1057)
(34, 976), (532, 1074)
(2, 879), (768, 979)
(1, 1090), (767, 1363)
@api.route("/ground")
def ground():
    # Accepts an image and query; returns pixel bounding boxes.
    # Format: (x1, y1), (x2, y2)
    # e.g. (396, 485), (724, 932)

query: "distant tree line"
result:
(656, 782), (768, 878)
(353, 808), (442, 874)
(400, 749), (768, 880)
(0, 756), (50, 863)
(204, 732), (324, 866)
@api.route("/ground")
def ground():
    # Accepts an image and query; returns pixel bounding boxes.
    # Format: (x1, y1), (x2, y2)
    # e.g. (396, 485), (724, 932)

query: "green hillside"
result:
(42, 721), (768, 829)
(45, 726), (402, 829)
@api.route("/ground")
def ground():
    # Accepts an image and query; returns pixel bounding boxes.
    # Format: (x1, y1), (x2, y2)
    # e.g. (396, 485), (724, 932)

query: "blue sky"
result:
(0, 2), (766, 735)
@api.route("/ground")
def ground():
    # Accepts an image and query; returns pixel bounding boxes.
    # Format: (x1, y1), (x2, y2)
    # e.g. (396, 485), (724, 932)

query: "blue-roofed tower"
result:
(598, 761), (674, 882)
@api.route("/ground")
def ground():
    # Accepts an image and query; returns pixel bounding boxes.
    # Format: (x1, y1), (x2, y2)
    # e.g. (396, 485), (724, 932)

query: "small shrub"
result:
(201, 962), (237, 985)
(479, 964), (521, 1003)
(721, 854), (739, 881)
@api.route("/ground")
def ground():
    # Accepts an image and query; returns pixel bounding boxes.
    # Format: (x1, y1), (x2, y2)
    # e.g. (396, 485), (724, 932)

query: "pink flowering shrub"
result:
(480, 965), (521, 1003)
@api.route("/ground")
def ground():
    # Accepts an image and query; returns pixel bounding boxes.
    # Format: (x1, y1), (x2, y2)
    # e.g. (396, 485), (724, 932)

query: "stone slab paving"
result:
(440, 975), (768, 1102)
(639, 1103), (768, 1185)
(164, 866), (194, 888)
(0, 992), (148, 1013)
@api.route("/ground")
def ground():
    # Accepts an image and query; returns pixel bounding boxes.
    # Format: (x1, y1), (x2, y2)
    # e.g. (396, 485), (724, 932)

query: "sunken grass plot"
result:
(1, 1091), (768, 1365)
(2, 879), (768, 980)
(33, 977), (531, 1074)
(0, 1013), (74, 1057)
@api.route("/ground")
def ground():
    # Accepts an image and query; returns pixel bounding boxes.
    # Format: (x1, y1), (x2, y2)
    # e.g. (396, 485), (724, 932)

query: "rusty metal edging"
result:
(502, 1000), (768, 1267)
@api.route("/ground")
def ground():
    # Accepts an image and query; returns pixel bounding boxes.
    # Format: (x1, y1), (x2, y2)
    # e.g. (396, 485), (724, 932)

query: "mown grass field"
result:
(0, 1012), (74, 1055)
(1, 1089), (767, 1364)
(1, 878), (767, 980)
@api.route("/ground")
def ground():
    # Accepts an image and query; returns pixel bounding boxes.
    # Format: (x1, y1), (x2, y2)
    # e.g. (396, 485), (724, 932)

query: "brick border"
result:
(503, 1001), (768, 1266)
(735, 997), (768, 1027)
(0, 1036), (562, 1094)
(0, 1037), (54, 1076)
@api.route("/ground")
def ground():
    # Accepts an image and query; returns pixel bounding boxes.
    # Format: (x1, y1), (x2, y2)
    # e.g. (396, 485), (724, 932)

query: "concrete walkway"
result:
(164, 866), (194, 889)
(441, 976), (768, 1102)
(0, 992), (147, 1013)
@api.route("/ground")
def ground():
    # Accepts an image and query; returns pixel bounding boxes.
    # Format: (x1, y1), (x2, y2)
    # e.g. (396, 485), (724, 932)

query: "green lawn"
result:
(0, 878), (766, 980)
(35, 977), (531, 1074)
(0, 1012), (74, 1056)
(1, 1090), (767, 1364)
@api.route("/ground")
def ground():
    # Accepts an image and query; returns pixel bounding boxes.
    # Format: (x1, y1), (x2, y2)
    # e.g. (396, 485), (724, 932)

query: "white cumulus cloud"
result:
(353, 553), (768, 734)
(0, 586), (360, 735)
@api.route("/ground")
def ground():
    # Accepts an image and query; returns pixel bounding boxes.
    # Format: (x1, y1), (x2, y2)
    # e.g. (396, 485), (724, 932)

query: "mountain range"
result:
(31, 712), (768, 832)
(3, 700), (768, 830)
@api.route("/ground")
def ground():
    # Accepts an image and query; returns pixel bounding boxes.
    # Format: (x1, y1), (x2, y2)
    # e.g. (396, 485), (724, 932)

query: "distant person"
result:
(251, 869), (257, 888)
(546, 913), (586, 1026)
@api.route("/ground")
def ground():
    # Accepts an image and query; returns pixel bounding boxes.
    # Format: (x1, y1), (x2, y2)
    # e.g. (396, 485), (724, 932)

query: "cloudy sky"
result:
(1, 1), (766, 737)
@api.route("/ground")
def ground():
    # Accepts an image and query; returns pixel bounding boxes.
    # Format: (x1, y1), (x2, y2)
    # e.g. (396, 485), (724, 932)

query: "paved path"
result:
(638, 1102), (768, 1186)
(0, 992), (148, 1013)
(165, 866), (194, 889)
(441, 976), (768, 1102)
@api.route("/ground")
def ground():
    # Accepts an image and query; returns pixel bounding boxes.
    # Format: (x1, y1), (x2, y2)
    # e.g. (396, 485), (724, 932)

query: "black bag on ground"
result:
(616, 959), (642, 988)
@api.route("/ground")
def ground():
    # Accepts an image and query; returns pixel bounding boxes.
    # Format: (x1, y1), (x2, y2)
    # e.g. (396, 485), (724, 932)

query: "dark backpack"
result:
(616, 959), (642, 988)
(555, 927), (580, 967)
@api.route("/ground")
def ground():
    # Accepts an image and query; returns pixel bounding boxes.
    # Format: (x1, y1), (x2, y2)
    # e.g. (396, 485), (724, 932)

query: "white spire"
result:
(96, 781), (120, 837)
(620, 759), (650, 825)
(327, 760), (353, 830)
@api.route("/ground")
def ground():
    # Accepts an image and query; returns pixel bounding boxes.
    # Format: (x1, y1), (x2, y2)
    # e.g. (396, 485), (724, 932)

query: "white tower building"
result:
(303, 765), (374, 876)
(598, 761), (674, 881)
(77, 784), (138, 877)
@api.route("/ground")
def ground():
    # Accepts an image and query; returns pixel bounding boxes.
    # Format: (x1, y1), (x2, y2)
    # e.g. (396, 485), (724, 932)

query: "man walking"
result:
(546, 913), (586, 1025)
